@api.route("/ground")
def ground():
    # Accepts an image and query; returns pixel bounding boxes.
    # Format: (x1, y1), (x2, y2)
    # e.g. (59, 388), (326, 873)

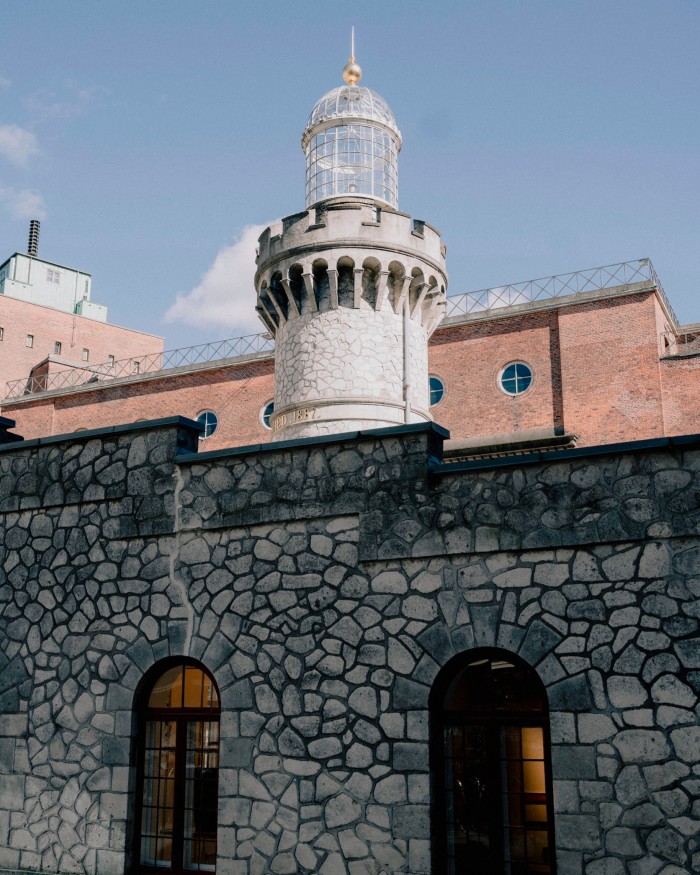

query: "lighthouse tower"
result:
(255, 46), (448, 440)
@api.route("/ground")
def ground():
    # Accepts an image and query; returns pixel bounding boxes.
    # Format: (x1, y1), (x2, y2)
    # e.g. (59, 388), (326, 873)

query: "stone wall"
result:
(0, 419), (698, 875)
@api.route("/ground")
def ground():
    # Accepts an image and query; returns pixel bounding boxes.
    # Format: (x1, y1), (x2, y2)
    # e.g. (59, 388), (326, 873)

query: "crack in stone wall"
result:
(169, 462), (193, 655)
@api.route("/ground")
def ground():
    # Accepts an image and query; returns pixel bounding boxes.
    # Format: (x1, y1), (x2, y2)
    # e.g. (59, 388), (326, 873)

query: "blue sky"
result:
(1, 0), (699, 349)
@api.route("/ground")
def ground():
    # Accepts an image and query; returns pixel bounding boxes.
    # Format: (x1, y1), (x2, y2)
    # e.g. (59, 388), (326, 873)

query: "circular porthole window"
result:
(429, 375), (445, 407)
(499, 362), (533, 395)
(196, 410), (218, 439)
(261, 400), (274, 430)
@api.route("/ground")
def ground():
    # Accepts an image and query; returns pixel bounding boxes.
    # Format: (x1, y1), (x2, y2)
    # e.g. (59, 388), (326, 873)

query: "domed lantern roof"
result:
(303, 85), (401, 146)
(301, 39), (402, 210)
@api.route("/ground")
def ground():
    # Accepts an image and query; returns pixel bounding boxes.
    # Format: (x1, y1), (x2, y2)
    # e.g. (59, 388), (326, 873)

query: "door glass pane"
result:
(183, 721), (219, 871)
(522, 760), (546, 795)
(183, 667), (219, 709)
(525, 804), (548, 823)
(444, 724), (491, 875)
(149, 668), (184, 708)
(521, 727), (544, 760)
(141, 720), (177, 868)
(501, 726), (551, 874)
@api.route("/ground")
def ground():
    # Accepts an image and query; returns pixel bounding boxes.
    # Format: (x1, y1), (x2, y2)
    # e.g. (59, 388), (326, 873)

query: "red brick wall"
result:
(5, 359), (276, 451)
(428, 312), (558, 438)
(558, 292), (665, 445)
(4, 291), (698, 451)
(0, 295), (162, 393)
(660, 356), (700, 436)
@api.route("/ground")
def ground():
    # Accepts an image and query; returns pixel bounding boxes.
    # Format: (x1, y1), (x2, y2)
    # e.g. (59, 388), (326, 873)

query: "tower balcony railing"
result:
(444, 257), (676, 325)
(2, 258), (677, 401)
(3, 333), (275, 400)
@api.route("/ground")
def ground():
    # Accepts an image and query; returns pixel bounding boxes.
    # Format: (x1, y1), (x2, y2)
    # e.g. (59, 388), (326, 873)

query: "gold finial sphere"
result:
(342, 58), (362, 85)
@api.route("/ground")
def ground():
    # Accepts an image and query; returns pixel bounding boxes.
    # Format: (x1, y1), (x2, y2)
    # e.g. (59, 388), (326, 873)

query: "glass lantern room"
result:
(302, 84), (402, 209)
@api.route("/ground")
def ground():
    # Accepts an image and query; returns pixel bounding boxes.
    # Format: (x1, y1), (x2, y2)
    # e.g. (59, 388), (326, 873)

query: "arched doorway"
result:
(135, 661), (220, 873)
(431, 649), (556, 875)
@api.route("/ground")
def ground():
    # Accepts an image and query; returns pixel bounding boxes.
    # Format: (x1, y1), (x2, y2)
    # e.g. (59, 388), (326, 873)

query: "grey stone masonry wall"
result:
(0, 419), (698, 875)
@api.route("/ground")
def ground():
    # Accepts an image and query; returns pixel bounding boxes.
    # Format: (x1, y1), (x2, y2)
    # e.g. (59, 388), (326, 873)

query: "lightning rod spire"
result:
(342, 25), (362, 85)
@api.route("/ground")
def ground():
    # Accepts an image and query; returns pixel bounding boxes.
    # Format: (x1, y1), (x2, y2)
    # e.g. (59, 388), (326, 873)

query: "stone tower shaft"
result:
(255, 200), (447, 440)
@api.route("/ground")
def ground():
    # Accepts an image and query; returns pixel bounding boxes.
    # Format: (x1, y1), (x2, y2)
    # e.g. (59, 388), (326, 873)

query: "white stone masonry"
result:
(255, 200), (448, 440)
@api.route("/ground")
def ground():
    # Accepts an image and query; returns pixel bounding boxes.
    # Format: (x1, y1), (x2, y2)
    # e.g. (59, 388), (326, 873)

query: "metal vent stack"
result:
(27, 220), (40, 257)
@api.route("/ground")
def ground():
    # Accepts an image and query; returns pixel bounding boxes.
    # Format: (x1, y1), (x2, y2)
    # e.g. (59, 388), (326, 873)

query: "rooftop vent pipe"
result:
(27, 220), (40, 257)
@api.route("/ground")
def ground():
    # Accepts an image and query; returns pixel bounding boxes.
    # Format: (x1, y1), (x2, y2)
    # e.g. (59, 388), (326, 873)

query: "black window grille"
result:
(135, 661), (220, 874)
(431, 649), (556, 875)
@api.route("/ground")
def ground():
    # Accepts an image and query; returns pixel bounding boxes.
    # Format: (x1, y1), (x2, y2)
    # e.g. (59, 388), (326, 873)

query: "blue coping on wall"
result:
(175, 421), (452, 465)
(427, 433), (700, 475)
(1, 415), (697, 474)
(0, 415), (204, 454)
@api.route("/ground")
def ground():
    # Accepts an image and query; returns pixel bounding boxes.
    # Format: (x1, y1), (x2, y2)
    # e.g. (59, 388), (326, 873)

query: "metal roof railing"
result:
(4, 332), (274, 400)
(444, 258), (677, 325)
(3, 257), (676, 401)
(660, 329), (700, 357)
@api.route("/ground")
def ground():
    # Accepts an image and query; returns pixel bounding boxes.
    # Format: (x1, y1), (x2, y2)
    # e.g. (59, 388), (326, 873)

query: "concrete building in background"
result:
(0, 221), (163, 391)
(0, 49), (699, 875)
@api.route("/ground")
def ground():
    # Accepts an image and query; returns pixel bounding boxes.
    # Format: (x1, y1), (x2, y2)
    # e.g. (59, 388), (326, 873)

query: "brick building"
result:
(0, 228), (162, 394)
(2, 260), (699, 453)
(0, 52), (699, 875)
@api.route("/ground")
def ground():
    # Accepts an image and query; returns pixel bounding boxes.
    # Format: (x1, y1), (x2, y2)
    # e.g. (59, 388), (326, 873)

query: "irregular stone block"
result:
(551, 745), (596, 780)
(556, 814), (601, 851)
(392, 677), (429, 710)
(519, 619), (563, 665)
(613, 730), (671, 763)
(548, 674), (592, 711)
(670, 726), (700, 763)
(393, 804), (430, 839)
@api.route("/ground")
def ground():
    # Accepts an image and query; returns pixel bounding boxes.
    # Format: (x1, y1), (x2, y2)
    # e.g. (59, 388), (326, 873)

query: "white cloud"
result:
(0, 125), (38, 167)
(165, 223), (272, 335)
(0, 77), (11, 90)
(0, 186), (47, 221)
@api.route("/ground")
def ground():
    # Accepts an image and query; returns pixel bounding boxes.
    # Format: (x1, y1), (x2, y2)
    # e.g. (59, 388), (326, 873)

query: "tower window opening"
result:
(54, 341), (62, 355)
(26, 334), (33, 348)
(82, 348), (89, 362)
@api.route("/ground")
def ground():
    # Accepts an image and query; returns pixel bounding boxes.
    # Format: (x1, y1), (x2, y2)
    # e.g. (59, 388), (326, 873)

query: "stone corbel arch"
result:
(388, 259), (409, 314)
(391, 612), (594, 716)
